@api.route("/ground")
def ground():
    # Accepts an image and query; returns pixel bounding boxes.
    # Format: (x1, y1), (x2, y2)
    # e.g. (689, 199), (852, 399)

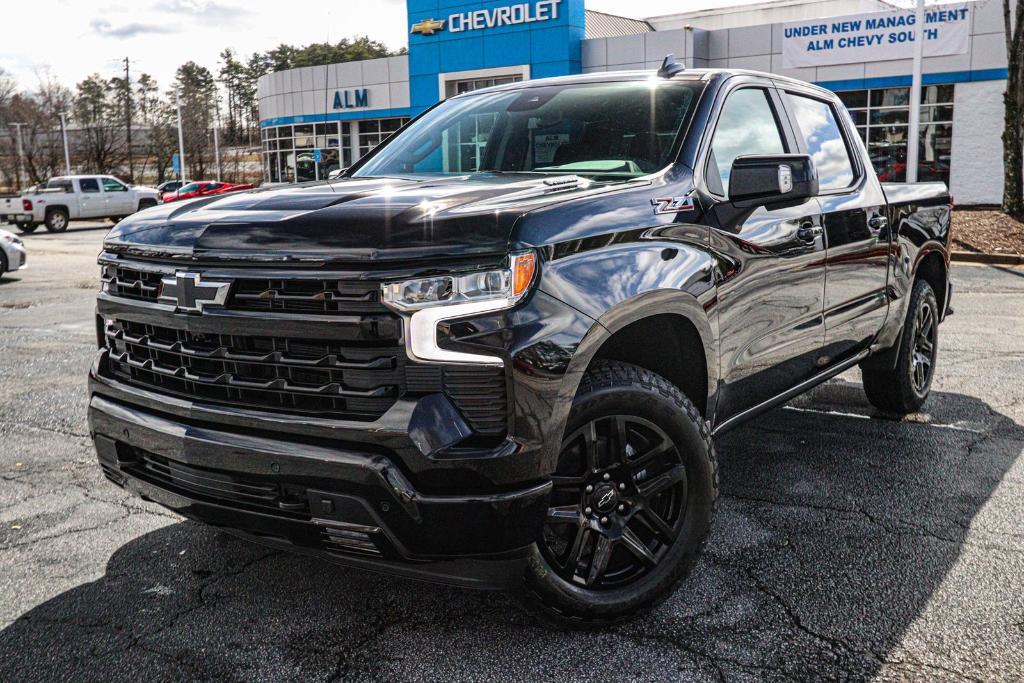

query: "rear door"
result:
(778, 85), (890, 363)
(77, 178), (105, 218)
(700, 79), (828, 420)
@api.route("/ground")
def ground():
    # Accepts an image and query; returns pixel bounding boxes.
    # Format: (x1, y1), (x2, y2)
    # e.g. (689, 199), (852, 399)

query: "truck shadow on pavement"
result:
(0, 381), (1021, 680)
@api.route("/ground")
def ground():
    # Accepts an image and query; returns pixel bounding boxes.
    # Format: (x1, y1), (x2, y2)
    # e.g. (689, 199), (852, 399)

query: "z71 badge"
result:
(651, 196), (696, 214)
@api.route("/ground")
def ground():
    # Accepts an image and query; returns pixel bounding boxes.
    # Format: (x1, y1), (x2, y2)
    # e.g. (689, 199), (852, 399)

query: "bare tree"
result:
(18, 76), (74, 183)
(1003, 0), (1024, 219)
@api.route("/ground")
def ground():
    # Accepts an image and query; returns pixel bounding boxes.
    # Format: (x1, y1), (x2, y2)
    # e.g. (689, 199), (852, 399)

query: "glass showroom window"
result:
(261, 121), (356, 183)
(357, 118), (408, 158)
(836, 84), (953, 184)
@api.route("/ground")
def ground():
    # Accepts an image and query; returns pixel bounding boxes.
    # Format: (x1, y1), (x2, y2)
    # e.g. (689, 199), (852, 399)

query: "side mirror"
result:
(327, 168), (345, 180)
(728, 154), (818, 209)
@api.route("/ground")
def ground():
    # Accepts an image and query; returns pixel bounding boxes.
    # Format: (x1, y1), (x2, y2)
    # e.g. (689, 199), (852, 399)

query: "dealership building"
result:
(256, 0), (1010, 204)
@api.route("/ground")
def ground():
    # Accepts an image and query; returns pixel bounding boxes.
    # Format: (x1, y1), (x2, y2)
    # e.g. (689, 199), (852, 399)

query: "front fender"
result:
(539, 233), (720, 428)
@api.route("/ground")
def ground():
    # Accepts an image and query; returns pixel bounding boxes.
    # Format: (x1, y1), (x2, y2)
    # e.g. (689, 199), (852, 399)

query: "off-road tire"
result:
(44, 208), (69, 233)
(517, 360), (718, 628)
(862, 278), (939, 415)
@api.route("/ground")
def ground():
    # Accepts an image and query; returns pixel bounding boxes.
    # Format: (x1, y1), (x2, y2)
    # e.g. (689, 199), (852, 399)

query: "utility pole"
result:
(10, 122), (25, 191)
(58, 112), (72, 175)
(175, 87), (186, 182)
(123, 56), (134, 183)
(213, 97), (222, 181)
(906, 0), (925, 183)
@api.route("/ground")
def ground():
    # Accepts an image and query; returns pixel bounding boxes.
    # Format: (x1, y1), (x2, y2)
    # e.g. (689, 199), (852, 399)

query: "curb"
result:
(951, 251), (1024, 266)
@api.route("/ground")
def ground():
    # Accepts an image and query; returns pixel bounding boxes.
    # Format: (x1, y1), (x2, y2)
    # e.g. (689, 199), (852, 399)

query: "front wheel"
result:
(517, 361), (718, 627)
(862, 278), (939, 414)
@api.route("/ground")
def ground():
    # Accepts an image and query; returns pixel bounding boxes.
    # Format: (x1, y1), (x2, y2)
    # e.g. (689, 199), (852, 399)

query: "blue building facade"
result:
(406, 0), (585, 113)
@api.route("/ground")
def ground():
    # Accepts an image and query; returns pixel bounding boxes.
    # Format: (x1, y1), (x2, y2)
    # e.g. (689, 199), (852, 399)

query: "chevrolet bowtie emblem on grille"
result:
(158, 272), (231, 313)
(410, 17), (445, 35)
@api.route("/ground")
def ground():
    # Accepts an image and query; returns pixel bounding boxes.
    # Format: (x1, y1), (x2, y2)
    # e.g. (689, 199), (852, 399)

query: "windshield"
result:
(354, 80), (704, 180)
(178, 183), (201, 193)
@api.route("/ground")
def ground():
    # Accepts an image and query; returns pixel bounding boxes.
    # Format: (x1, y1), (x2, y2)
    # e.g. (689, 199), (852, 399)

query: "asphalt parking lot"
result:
(1, 222), (1022, 681)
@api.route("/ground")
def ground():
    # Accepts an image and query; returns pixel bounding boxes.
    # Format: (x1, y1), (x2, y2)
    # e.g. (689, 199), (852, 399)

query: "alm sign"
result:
(782, 4), (970, 68)
(333, 88), (369, 110)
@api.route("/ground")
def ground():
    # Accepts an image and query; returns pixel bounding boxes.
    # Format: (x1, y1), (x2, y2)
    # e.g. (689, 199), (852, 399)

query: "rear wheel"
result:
(16, 222), (37, 234)
(862, 278), (939, 414)
(44, 208), (69, 233)
(518, 361), (718, 627)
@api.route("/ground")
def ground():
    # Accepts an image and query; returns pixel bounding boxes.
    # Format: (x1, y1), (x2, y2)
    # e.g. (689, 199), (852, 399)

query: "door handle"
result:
(868, 215), (888, 234)
(797, 223), (823, 242)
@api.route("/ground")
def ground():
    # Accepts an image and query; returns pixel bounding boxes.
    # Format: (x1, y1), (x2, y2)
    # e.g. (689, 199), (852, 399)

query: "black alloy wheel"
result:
(519, 361), (717, 627)
(541, 415), (687, 590)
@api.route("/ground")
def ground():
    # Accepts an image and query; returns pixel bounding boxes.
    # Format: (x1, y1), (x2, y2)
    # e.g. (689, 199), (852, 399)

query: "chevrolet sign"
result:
(411, 0), (562, 36)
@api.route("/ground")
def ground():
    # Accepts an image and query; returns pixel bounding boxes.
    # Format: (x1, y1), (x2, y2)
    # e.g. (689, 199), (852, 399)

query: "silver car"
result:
(0, 229), (27, 279)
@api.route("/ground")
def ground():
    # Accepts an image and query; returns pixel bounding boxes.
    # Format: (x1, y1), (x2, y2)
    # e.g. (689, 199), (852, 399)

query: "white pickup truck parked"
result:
(0, 175), (160, 233)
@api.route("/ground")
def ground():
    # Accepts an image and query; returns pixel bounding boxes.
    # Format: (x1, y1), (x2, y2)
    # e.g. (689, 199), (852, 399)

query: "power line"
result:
(124, 56), (134, 184)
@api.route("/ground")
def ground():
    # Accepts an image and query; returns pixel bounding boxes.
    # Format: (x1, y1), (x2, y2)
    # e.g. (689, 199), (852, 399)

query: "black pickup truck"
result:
(88, 63), (951, 626)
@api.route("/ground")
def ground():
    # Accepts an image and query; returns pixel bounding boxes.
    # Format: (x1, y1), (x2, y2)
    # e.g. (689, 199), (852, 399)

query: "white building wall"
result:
(257, 56), (410, 123)
(950, 80), (1006, 205)
(646, 0), (888, 32)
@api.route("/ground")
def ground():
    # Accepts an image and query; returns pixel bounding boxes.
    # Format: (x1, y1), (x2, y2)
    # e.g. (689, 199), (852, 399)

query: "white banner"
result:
(782, 4), (971, 68)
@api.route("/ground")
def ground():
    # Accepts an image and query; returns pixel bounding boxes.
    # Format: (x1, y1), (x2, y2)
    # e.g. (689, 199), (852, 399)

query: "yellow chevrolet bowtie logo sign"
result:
(411, 18), (446, 35)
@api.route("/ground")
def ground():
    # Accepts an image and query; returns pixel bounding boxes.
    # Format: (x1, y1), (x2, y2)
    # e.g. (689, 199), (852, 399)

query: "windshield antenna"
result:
(658, 53), (686, 78)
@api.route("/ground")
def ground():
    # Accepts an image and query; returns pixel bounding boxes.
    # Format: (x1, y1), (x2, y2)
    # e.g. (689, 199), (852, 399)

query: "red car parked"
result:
(160, 181), (254, 203)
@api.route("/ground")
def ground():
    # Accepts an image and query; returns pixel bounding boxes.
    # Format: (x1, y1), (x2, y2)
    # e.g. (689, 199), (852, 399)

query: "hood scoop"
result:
(542, 175), (585, 192)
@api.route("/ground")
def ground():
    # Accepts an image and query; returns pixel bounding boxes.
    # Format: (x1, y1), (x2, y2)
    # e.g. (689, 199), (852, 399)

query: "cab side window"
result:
(102, 178), (128, 192)
(785, 93), (856, 191)
(708, 88), (786, 196)
(79, 178), (100, 193)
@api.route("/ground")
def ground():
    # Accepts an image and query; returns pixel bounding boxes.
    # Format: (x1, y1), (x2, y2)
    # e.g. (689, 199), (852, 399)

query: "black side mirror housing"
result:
(728, 154), (818, 209)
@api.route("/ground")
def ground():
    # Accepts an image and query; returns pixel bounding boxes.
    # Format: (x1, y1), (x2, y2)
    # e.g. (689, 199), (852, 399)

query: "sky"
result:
(0, 0), (762, 92)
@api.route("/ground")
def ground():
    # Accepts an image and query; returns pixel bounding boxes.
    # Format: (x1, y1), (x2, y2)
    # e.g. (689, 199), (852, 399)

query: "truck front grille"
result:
(102, 264), (384, 316)
(103, 319), (509, 437)
(105, 319), (402, 420)
(99, 260), (509, 439)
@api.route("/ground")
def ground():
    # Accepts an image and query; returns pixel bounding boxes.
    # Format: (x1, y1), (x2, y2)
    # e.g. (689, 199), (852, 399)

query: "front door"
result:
(779, 87), (890, 363)
(702, 84), (828, 420)
(101, 177), (134, 216)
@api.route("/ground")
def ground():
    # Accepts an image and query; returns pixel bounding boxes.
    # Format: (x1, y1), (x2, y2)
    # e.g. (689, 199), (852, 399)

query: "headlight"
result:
(382, 251), (537, 365)
(382, 251), (536, 311)
(1, 233), (21, 245)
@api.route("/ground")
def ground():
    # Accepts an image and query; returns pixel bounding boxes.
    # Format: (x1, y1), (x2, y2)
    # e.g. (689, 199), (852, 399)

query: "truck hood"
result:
(105, 174), (600, 264)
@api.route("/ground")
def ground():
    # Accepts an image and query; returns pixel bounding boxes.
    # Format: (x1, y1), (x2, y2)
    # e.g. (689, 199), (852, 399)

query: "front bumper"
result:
(88, 390), (551, 589)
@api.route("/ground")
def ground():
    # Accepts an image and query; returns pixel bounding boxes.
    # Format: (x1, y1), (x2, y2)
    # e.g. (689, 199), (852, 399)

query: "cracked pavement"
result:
(1, 224), (1023, 681)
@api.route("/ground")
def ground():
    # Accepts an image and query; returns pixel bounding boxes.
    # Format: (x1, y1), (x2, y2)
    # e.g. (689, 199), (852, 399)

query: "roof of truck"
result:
(50, 175), (120, 179)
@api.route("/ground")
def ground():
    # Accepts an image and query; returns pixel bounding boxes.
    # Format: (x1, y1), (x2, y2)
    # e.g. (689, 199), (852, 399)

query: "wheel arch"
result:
(554, 290), (719, 437)
(914, 248), (948, 317)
